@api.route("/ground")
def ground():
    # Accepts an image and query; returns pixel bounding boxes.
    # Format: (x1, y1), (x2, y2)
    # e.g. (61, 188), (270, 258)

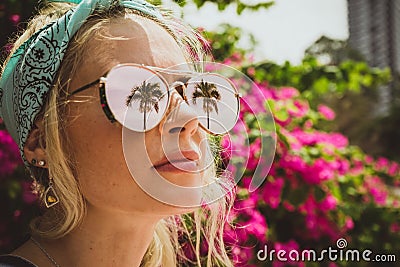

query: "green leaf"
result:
(308, 147), (320, 157)
(314, 187), (326, 202)
(274, 109), (289, 121)
(287, 187), (309, 207)
(236, 2), (245, 14)
(330, 183), (342, 201)
(313, 77), (329, 95)
(236, 1), (275, 15)
(266, 99), (275, 111)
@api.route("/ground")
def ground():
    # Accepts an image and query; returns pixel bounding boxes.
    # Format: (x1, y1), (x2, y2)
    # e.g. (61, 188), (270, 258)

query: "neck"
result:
(39, 203), (161, 267)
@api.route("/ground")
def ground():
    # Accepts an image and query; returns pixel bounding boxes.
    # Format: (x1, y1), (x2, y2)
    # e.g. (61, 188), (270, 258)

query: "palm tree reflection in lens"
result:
(191, 80), (221, 129)
(126, 81), (164, 131)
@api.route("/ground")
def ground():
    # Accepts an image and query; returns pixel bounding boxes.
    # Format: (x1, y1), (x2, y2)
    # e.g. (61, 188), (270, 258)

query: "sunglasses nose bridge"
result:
(169, 81), (187, 100)
(160, 90), (199, 136)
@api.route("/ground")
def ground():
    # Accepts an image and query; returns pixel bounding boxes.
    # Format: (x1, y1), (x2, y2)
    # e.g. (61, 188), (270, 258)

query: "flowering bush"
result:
(215, 56), (400, 267)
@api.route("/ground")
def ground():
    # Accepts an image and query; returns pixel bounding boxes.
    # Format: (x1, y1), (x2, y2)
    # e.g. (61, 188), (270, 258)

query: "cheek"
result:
(65, 100), (126, 195)
(65, 100), (135, 206)
(64, 101), (175, 213)
(66, 98), (122, 169)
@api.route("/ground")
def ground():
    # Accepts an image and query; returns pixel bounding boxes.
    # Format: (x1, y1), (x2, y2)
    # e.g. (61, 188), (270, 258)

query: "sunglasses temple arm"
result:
(69, 79), (101, 96)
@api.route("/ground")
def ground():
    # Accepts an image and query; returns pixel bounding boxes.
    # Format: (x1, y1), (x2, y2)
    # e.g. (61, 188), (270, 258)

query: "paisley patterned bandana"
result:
(0, 0), (163, 163)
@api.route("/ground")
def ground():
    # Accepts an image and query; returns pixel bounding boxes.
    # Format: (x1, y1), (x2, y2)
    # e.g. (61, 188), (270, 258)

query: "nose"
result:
(159, 90), (199, 137)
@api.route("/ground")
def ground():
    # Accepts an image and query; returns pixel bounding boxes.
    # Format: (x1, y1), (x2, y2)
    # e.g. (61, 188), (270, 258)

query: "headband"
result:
(0, 0), (163, 164)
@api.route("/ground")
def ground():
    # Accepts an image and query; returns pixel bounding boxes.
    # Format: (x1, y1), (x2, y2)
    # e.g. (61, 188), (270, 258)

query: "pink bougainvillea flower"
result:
(324, 133), (349, 148)
(390, 223), (400, 233)
(291, 128), (317, 146)
(13, 210), (21, 220)
(181, 241), (196, 262)
(344, 217), (354, 230)
(262, 177), (284, 209)
(303, 119), (313, 129)
(317, 104), (336, 120)
(241, 82), (274, 115)
(299, 195), (317, 215)
(287, 100), (309, 118)
(289, 129), (349, 149)
(283, 201), (296, 212)
(375, 157), (389, 171)
(0, 130), (22, 176)
(365, 155), (374, 164)
(316, 215), (340, 241)
(234, 193), (258, 212)
(247, 66), (256, 76)
(303, 158), (335, 184)
(336, 159), (350, 175)
(220, 134), (233, 165)
(231, 245), (254, 266)
(245, 210), (268, 242)
(319, 194), (337, 212)
(350, 159), (365, 175)
(9, 14), (20, 25)
(370, 187), (387, 206)
(231, 52), (243, 62)
(276, 87), (299, 100)
(246, 139), (261, 170)
(364, 176), (388, 206)
(21, 181), (38, 204)
(298, 194), (341, 240)
(280, 154), (306, 173)
(388, 162), (399, 176)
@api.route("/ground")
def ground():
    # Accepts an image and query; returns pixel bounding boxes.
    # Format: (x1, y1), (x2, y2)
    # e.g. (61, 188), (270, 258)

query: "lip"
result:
(153, 150), (200, 173)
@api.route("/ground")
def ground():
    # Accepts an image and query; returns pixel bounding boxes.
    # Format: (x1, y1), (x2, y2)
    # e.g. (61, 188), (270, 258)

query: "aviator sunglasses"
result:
(68, 63), (241, 135)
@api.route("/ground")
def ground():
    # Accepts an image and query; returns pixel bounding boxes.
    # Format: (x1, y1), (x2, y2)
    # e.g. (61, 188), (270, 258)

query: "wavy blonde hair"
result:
(2, 1), (234, 266)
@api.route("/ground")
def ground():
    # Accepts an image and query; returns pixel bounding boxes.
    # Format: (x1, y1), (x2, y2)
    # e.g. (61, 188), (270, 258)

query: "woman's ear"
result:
(24, 123), (48, 168)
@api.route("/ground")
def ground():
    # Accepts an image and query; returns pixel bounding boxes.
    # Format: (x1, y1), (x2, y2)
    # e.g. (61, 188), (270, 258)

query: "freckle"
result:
(90, 247), (93, 250)
(112, 183), (116, 186)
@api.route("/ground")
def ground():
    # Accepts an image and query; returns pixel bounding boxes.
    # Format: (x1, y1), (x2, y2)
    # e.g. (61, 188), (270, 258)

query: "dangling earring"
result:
(44, 177), (59, 208)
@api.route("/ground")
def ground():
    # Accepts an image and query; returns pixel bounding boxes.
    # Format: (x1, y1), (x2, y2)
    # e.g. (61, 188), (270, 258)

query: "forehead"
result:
(70, 15), (192, 92)
(98, 15), (186, 70)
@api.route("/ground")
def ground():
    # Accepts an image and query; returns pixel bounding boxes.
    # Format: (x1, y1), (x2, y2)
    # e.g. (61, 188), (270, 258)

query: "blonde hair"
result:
(2, 1), (234, 266)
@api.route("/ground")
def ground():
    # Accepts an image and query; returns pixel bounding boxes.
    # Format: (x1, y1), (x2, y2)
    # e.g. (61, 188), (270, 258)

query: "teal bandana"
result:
(0, 0), (163, 163)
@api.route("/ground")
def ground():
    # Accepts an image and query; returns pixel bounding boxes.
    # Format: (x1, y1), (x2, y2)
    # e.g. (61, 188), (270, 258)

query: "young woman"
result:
(0, 0), (239, 266)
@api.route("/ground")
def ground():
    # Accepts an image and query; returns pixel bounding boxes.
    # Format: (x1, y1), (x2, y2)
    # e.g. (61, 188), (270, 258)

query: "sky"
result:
(167, 0), (349, 64)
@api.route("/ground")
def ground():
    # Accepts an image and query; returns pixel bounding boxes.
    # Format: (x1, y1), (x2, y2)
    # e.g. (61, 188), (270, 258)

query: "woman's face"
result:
(66, 16), (209, 217)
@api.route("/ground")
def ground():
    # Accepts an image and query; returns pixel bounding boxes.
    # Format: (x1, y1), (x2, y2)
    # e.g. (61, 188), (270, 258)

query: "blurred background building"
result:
(347, 0), (400, 114)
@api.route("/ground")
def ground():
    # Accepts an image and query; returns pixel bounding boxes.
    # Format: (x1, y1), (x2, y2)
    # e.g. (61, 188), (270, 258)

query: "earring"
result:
(44, 177), (59, 208)
(38, 160), (46, 167)
(31, 159), (37, 165)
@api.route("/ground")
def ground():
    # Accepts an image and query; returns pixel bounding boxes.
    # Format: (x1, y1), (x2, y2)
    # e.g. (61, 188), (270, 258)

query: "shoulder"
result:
(0, 255), (38, 267)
